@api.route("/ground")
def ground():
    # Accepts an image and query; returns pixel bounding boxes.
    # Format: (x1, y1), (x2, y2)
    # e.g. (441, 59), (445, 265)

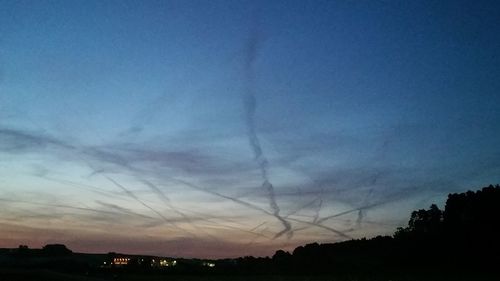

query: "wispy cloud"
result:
(0, 127), (75, 152)
(242, 24), (292, 239)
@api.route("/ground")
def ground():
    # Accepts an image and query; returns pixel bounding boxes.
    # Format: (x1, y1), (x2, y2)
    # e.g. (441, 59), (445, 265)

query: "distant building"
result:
(105, 254), (177, 268)
(112, 257), (130, 266)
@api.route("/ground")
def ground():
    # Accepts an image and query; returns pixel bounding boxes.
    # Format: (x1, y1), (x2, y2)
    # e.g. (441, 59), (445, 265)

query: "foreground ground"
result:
(0, 269), (496, 281)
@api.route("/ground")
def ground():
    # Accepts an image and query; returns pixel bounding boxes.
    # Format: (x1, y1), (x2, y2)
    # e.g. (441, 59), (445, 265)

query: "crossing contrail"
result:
(104, 175), (194, 236)
(0, 197), (152, 219)
(243, 27), (292, 239)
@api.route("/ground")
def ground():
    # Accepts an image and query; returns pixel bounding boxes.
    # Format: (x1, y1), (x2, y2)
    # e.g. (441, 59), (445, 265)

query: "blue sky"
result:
(1, 0), (499, 258)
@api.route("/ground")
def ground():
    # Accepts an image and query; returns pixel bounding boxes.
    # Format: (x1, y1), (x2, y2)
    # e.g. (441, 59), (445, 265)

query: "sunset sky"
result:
(1, 0), (499, 258)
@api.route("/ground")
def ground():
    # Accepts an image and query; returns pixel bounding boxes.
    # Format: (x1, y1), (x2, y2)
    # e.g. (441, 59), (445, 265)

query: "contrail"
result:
(94, 200), (154, 220)
(1, 125), (294, 238)
(317, 201), (386, 225)
(38, 175), (118, 198)
(0, 197), (153, 219)
(140, 179), (171, 204)
(249, 221), (267, 232)
(245, 226), (270, 247)
(139, 179), (220, 239)
(285, 212), (352, 239)
(141, 177), (271, 240)
(316, 182), (438, 226)
(287, 217), (352, 240)
(243, 27), (291, 239)
(356, 189), (374, 228)
(140, 179), (195, 223)
(104, 175), (194, 236)
(285, 197), (320, 218)
(105, 175), (167, 220)
(82, 144), (283, 232)
(313, 199), (323, 223)
(156, 175), (316, 239)
(167, 176), (272, 215)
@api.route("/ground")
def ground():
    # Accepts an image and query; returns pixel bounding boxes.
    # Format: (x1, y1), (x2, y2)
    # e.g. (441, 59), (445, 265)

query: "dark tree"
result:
(42, 244), (73, 256)
(394, 204), (443, 239)
(408, 204), (443, 234)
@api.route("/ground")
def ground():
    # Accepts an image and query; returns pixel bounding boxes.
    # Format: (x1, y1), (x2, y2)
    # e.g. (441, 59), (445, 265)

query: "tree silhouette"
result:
(394, 203), (443, 239)
(269, 184), (500, 276)
(42, 244), (72, 256)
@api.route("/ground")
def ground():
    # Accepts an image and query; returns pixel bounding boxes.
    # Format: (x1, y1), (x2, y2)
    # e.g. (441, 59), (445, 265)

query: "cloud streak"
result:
(0, 125), (450, 242)
(0, 127), (75, 152)
(103, 175), (194, 236)
(242, 26), (292, 239)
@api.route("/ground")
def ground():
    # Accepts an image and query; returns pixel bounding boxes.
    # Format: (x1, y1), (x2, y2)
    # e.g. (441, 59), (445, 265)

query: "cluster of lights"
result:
(113, 257), (130, 265)
(104, 257), (178, 267)
(158, 259), (177, 267)
(203, 262), (216, 268)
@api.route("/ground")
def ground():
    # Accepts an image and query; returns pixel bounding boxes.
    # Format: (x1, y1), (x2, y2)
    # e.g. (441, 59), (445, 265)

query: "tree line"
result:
(223, 184), (500, 276)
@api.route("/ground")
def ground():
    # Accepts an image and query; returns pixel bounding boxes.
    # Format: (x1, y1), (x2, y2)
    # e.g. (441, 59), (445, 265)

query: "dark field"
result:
(0, 269), (496, 281)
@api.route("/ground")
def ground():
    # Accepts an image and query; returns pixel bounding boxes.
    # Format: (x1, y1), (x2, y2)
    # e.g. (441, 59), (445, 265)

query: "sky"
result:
(0, 0), (499, 258)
